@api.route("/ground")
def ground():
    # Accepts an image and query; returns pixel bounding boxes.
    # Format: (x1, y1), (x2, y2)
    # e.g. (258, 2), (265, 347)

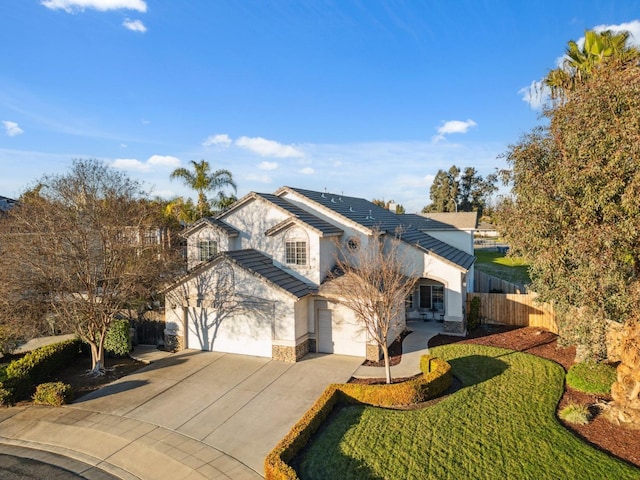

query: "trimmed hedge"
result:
(264, 355), (452, 480)
(3, 338), (81, 403)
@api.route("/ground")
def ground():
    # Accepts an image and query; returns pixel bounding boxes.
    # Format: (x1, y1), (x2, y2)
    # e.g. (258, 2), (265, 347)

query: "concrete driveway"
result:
(71, 350), (363, 475)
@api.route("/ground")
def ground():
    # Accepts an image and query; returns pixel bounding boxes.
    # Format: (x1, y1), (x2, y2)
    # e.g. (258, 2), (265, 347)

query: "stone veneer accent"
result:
(165, 333), (183, 352)
(366, 344), (381, 362)
(272, 339), (312, 363)
(444, 320), (466, 335)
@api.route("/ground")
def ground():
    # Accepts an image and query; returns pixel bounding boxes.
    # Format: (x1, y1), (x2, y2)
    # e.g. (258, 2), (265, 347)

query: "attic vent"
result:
(349, 206), (355, 212)
(365, 210), (375, 220)
(338, 197), (343, 202)
(321, 192), (326, 198)
(330, 197), (337, 203)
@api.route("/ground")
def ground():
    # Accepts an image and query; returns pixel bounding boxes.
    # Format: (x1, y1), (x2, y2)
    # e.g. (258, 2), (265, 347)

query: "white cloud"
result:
(299, 167), (315, 175)
(111, 155), (181, 172)
(202, 133), (232, 147)
(41, 0), (147, 13)
(236, 136), (304, 158)
(111, 158), (148, 171)
(2, 121), (24, 137)
(432, 119), (477, 142)
(519, 80), (548, 109)
(147, 155), (181, 168)
(395, 173), (434, 189)
(259, 161), (278, 170)
(123, 18), (146, 32)
(245, 173), (272, 184)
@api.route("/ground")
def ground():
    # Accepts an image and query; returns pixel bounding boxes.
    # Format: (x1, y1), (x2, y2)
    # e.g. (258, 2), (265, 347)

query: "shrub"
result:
(559, 403), (591, 425)
(566, 361), (617, 395)
(0, 382), (12, 406)
(4, 338), (81, 401)
(104, 319), (132, 357)
(33, 382), (74, 407)
(264, 355), (452, 480)
(468, 296), (481, 330)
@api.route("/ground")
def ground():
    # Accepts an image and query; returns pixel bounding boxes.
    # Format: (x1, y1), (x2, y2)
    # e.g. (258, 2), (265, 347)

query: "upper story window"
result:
(284, 226), (308, 266)
(285, 241), (307, 265)
(198, 240), (217, 262)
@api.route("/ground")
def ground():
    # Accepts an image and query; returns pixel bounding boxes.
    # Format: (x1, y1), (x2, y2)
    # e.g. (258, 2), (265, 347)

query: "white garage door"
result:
(186, 307), (272, 358)
(317, 308), (365, 357)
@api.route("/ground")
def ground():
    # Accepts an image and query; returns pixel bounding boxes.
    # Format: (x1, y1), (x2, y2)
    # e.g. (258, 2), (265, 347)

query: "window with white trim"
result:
(198, 240), (217, 262)
(284, 227), (308, 266)
(285, 241), (307, 265)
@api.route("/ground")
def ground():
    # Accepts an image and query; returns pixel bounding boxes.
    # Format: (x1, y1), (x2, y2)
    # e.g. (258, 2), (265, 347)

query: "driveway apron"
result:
(71, 350), (363, 475)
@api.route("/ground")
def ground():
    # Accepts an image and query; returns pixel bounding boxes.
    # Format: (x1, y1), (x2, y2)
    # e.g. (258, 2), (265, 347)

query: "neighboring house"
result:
(164, 187), (476, 362)
(475, 221), (500, 238)
(0, 196), (17, 215)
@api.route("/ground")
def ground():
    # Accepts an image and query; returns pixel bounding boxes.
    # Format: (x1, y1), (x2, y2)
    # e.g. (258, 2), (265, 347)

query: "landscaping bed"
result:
(47, 351), (147, 400)
(295, 340), (639, 479)
(430, 325), (640, 468)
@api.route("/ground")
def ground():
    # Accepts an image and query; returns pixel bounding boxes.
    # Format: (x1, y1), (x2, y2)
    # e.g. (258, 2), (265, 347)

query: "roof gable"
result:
(165, 249), (315, 299)
(181, 217), (240, 238)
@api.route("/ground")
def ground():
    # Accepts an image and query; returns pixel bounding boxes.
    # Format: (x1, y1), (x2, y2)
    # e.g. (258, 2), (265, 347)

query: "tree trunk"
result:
(610, 319), (640, 426)
(382, 344), (392, 384)
(88, 332), (107, 376)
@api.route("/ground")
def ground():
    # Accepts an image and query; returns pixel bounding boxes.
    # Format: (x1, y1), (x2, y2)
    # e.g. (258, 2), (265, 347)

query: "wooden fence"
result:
(474, 270), (526, 294)
(467, 292), (558, 334)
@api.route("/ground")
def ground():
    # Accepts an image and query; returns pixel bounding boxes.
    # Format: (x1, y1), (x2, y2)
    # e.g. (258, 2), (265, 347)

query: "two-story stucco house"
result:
(164, 187), (476, 362)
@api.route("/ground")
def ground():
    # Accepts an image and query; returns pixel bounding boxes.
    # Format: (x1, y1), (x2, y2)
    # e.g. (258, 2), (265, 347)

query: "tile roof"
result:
(407, 211), (478, 230)
(255, 193), (344, 237)
(281, 187), (475, 271)
(398, 228), (476, 271)
(164, 249), (316, 298)
(181, 217), (240, 238)
(224, 249), (316, 298)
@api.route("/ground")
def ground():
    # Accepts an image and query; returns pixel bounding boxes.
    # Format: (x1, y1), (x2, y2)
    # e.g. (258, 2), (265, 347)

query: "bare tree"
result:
(0, 159), (178, 374)
(332, 229), (417, 384)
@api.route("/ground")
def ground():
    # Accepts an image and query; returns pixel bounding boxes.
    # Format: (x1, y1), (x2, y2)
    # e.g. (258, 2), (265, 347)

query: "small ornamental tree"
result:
(332, 229), (417, 384)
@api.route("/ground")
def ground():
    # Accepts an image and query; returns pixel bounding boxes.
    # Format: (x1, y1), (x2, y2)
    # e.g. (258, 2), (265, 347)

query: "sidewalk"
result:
(352, 319), (443, 379)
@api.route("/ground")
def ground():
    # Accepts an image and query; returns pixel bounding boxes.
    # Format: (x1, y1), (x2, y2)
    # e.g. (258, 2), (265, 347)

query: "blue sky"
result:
(1, 1), (639, 212)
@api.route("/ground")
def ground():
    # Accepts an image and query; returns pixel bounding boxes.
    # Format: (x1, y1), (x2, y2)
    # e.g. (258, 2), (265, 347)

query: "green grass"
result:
(474, 249), (531, 286)
(295, 344), (639, 480)
(566, 362), (618, 395)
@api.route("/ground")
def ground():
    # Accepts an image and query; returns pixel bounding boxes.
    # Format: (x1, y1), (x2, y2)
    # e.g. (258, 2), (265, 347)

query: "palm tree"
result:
(545, 29), (639, 98)
(170, 160), (236, 219)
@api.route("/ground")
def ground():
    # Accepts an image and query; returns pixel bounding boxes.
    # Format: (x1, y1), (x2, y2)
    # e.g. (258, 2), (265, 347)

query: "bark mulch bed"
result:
(47, 351), (147, 400)
(350, 324), (639, 467)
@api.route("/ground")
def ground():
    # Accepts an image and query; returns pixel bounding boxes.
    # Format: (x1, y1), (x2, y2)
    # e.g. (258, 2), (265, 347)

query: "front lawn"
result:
(295, 344), (639, 480)
(474, 249), (531, 286)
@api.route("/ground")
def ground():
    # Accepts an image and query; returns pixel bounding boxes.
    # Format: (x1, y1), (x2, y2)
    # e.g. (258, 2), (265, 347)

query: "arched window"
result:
(284, 227), (308, 266)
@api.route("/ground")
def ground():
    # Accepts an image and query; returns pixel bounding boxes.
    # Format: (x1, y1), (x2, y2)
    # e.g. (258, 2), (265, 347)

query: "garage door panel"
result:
(187, 307), (272, 357)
